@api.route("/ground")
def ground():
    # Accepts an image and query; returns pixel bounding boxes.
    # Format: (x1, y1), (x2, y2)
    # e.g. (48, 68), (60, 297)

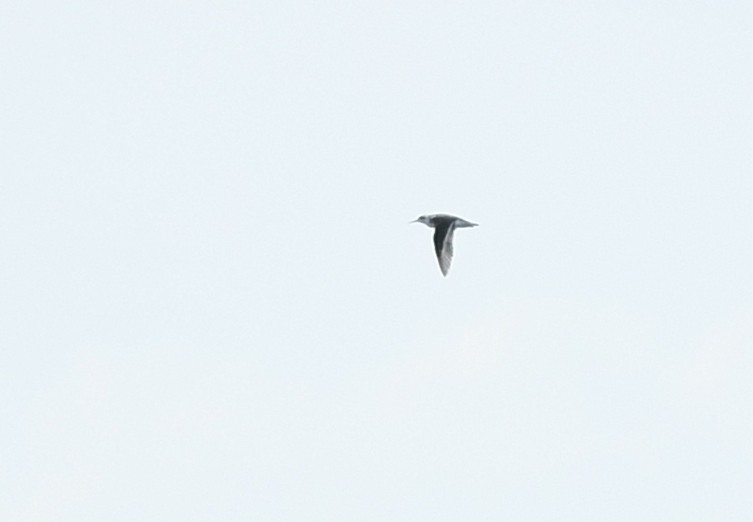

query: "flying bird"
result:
(411, 214), (478, 276)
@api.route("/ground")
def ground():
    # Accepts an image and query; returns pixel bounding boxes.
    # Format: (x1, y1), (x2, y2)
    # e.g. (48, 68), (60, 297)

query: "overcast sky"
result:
(2, 2), (753, 521)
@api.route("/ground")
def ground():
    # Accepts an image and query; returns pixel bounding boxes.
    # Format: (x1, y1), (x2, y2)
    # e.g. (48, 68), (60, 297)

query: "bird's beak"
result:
(409, 219), (419, 224)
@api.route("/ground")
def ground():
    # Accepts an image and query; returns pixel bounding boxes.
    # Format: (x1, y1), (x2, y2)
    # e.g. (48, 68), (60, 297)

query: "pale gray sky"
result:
(2, 2), (753, 520)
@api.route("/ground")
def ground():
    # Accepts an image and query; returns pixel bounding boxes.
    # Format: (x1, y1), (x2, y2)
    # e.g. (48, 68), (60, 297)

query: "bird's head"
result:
(410, 215), (432, 227)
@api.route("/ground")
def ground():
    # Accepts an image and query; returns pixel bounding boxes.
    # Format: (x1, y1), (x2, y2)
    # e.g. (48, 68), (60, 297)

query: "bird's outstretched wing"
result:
(433, 221), (455, 276)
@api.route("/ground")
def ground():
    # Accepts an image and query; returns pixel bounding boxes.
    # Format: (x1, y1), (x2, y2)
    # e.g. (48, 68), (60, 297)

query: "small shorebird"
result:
(411, 214), (478, 276)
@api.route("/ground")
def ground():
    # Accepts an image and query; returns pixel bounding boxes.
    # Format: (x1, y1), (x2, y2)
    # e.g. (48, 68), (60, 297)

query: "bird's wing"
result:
(433, 221), (455, 276)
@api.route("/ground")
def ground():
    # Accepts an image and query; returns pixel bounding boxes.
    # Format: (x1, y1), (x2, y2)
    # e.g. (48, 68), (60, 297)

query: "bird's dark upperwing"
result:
(433, 220), (455, 276)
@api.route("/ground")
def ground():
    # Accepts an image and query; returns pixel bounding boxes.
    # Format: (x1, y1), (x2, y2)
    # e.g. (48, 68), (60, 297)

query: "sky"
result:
(2, 1), (753, 520)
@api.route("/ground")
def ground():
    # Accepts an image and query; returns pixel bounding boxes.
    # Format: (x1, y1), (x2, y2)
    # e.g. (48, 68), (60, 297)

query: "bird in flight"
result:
(411, 214), (478, 276)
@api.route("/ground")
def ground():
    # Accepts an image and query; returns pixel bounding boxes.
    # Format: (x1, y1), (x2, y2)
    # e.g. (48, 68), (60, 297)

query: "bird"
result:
(411, 214), (478, 276)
